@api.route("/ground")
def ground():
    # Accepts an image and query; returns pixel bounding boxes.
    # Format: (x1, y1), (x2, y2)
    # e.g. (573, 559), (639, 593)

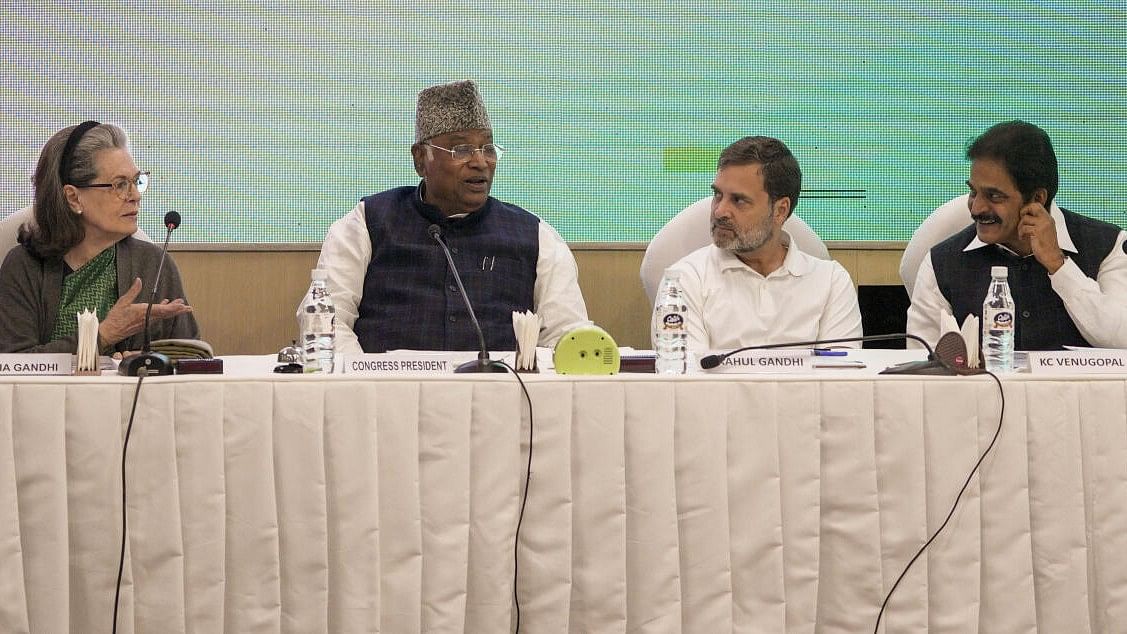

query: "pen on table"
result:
(813, 348), (848, 357)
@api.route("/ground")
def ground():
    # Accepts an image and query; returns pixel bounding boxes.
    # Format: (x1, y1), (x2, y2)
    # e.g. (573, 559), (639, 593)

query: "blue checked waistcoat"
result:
(930, 209), (1119, 351)
(354, 185), (539, 352)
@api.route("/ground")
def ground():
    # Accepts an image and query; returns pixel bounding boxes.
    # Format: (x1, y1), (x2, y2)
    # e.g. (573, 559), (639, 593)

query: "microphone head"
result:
(427, 224), (441, 240)
(164, 210), (181, 230)
(699, 354), (722, 370)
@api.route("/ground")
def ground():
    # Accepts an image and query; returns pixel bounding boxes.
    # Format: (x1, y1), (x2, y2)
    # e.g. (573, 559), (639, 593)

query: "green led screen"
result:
(1, 2), (1124, 243)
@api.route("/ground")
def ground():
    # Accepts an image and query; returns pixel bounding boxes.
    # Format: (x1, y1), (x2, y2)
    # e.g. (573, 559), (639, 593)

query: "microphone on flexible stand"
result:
(698, 331), (982, 375)
(427, 224), (507, 373)
(118, 210), (181, 377)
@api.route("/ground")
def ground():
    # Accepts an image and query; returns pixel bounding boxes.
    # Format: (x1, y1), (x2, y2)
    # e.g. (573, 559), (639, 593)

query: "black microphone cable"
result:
(139, 212), (179, 351)
(492, 360), (535, 633)
(119, 210), (181, 377)
(112, 369), (148, 634)
(427, 224), (505, 373)
(111, 210), (181, 625)
(429, 220), (530, 623)
(699, 333), (942, 370)
(872, 370), (1005, 633)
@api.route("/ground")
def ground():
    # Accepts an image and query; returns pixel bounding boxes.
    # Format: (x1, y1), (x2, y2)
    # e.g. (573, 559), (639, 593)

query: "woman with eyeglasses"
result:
(0, 121), (198, 354)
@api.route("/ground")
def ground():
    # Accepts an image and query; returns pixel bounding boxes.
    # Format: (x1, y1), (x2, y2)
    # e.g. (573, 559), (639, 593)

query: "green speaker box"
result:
(553, 325), (620, 375)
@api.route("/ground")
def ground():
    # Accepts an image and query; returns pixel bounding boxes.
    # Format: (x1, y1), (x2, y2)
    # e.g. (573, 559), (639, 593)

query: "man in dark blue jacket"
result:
(908, 120), (1127, 350)
(313, 80), (588, 354)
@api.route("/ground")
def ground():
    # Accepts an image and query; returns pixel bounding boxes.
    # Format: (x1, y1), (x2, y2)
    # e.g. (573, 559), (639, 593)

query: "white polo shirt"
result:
(657, 233), (863, 353)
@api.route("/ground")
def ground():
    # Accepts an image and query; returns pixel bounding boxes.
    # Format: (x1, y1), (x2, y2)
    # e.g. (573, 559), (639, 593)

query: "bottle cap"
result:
(990, 266), (1008, 278)
(311, 268), (328, 281)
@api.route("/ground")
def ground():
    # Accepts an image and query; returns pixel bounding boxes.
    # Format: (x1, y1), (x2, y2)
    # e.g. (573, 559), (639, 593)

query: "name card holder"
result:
(0, 353), (73, 376)
(1028, 350), (1127, 374)
(341, 351), (516, 375)
(706, 349), (809, 374)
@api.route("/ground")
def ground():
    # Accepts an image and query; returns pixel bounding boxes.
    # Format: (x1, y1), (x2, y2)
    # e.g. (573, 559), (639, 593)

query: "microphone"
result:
(699, 331), (982, 375)
(427, 224), (506, 373)
(118, 210), (181, 376)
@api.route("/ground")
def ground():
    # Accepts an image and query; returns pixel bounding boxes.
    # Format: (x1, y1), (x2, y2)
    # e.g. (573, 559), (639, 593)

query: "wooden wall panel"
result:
(574, 250), (650, 349)
(172, 248), (906, 355)
(851, 250), (904, 286)
(173, 251), (319, 355)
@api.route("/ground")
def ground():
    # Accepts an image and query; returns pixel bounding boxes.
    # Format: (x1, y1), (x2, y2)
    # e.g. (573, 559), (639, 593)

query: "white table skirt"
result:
(2, 370), (1126, 633)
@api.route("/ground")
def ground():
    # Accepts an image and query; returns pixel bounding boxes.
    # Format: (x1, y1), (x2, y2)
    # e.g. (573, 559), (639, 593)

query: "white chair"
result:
(0, 207), (35, 260)
(899, 195), (973, 297)
(0, 206), (151, 261)
(640, 196), (831, 304)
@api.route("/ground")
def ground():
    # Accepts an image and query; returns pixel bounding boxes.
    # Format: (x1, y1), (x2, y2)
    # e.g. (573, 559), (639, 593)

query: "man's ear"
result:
(1032, 188), (1049, 206)
(773, 196), (792, 222)
(411, 144), (426, 178)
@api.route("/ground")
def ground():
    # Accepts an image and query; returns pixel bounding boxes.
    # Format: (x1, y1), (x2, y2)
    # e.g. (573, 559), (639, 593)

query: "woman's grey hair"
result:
(21, 123), (131, 259)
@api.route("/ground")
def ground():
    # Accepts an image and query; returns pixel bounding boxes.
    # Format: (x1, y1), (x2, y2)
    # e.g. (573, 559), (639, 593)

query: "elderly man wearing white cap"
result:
(313, 80), (589, 354)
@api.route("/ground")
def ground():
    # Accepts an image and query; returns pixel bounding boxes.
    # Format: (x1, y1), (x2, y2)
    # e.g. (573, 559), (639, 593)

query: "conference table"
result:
(2, 352), (1126, 633)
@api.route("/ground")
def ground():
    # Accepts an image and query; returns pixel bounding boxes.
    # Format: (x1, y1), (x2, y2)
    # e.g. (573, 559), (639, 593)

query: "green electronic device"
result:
(553, 325), (620, 375)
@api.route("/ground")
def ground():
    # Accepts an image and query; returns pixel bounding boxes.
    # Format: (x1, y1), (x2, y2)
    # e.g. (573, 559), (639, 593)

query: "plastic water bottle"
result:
(301, 269), (336, 373)
(982, 265), (1015, 373)
(652, 270), (688, 374)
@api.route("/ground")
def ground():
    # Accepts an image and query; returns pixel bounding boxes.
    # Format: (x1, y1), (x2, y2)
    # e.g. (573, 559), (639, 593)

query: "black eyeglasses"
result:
(75, 171), (150, 199)
(424, 143), (505, 163)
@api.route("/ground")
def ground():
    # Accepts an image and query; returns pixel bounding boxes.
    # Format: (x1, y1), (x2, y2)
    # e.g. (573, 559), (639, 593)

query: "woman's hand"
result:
(97, 277), (193, 349)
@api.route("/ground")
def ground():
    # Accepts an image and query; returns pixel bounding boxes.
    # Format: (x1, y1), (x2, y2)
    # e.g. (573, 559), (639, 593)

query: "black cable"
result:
(113, 371), (146, 634)
(493, 360), (534, 633)
(873, 371), (1005, 633)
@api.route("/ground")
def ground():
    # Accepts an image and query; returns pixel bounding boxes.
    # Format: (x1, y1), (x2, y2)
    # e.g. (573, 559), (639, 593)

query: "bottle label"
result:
(660, 313), (685, 331)
(986, 309), (1014, 330)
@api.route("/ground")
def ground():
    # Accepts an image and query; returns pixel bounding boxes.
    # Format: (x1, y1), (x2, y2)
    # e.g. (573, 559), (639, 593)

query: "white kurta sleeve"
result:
(818, 263), (864, 346)
(1051, 230), (1127, 348)
(311, 201), (370, 356)
(905, 252), (953, 349)
(534, 221), (590, 347)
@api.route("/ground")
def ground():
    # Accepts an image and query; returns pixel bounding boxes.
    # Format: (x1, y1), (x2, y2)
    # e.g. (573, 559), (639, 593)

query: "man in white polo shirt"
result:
(655, 136), (862, 353)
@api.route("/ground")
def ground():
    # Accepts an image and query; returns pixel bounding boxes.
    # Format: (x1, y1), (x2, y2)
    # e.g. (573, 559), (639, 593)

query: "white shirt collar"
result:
(963, 202), (1077, 254)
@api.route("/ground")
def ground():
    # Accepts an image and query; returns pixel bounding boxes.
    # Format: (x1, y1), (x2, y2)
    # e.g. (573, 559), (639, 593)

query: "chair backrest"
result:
(899, 195), (973, 297)
(0, 206), (152, 263)
(0, 207), (34, 261)
(639, 196), (831, 304)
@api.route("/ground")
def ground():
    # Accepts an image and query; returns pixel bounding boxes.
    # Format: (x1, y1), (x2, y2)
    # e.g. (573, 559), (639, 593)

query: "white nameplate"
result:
(707, 349), (809, 373)
(1028, 350), (1127, 374)
(341, 351), (516, 375)
(0, 353), (73, 376)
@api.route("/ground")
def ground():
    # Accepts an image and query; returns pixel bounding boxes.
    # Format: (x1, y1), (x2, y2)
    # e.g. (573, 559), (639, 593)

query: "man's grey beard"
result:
(711, 216), (773, 253)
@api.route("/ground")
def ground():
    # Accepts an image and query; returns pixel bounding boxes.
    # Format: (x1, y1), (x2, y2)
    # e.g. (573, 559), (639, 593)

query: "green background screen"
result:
(2, 2), (1124, 243)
